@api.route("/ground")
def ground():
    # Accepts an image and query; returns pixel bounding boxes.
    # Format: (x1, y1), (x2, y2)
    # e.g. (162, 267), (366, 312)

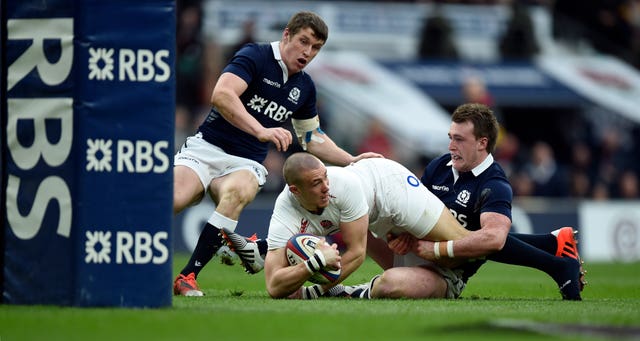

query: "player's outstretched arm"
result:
(306, 129), (382, 166)
(415, 211), (511, 262)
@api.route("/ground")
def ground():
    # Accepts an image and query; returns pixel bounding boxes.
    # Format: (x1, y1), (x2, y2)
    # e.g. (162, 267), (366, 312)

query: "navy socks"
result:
(180, 223), (223, 277)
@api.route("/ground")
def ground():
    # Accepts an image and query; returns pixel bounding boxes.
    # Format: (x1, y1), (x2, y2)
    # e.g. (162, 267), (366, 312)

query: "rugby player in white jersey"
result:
(261, 152), (470, 299)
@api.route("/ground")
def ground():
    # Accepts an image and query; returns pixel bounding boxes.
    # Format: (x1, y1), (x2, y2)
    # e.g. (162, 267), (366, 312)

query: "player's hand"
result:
(414, 239), (436, 260)
(352, 152), (384, 163)
(387, 232), (416, 255)
(316, 239), (341, 270)
(257, 127), (292, 152)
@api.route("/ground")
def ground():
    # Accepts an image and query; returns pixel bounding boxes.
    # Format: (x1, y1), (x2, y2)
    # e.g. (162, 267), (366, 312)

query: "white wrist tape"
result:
(446, 240), (454, 258)
(433, 241), (441, 259)
(304, 249), (327, 273)
(292, 117), (320, 150)
(302, 284), (325, 299)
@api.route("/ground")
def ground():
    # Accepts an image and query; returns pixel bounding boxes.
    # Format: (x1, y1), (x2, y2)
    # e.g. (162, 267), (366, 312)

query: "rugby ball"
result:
(286, 233), (341, 284)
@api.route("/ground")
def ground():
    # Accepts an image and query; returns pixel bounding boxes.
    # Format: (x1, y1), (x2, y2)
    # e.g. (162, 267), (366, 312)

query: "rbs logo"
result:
(86, 138), (170, 173)
(88, 47), (170, 82)
(85, 230), (169, 265)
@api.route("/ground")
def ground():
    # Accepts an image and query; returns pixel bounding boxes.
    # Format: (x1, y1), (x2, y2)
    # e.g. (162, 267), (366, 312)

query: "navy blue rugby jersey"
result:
(421, 153), (513, 281)
(198, 42), (318, 163)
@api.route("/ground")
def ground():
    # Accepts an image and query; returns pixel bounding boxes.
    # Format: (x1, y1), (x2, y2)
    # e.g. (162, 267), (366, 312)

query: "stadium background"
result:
(3, 0), (640, 308)
(173, 0), (640, 264)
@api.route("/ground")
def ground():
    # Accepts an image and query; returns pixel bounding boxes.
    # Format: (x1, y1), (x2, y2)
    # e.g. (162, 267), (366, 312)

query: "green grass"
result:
(1, 255), (639, 341)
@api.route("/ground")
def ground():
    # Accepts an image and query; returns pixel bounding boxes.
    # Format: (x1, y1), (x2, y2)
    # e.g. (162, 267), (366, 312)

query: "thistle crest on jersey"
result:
(456, 189), (471, 207)
(288, 87), (300, 104)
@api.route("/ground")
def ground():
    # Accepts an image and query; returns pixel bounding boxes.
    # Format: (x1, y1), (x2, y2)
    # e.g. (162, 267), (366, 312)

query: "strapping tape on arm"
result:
(292, 117), (323, 150)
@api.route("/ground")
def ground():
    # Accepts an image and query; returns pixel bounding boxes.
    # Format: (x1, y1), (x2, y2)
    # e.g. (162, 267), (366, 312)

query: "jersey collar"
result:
(271, 41), (289, 83)
(448, 154), (494, 183)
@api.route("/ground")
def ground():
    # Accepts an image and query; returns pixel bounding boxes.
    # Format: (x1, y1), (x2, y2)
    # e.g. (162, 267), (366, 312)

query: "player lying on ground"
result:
(337, 103), (585, 300)
(225, 103), (585, 300)
(257, 152), (469, 298)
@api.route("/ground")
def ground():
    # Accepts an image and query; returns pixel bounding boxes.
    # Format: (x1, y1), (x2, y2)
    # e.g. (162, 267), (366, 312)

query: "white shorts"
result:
(349, 158), (445, 239)
(174, 133), (268, 192)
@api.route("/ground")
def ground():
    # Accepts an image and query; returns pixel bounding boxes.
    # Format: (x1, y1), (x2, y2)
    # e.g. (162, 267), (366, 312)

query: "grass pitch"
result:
(1, 255), (639, 341)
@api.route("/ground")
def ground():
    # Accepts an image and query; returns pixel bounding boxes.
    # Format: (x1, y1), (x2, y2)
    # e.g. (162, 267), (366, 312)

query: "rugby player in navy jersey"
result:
(172, 11), (381, 296)
(334, 103), (585, 300)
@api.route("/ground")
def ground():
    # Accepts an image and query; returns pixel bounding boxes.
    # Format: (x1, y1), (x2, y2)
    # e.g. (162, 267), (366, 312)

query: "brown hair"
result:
(286, 11), (328, 43)
(451, 103), (499, 153)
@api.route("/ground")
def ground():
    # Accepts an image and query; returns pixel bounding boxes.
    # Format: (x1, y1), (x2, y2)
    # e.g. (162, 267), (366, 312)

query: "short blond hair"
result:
(283, 152), (323, 186)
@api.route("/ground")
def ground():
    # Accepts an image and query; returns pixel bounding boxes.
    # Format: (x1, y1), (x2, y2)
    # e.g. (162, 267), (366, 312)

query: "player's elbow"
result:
(349, 245), (367, 268)
(265, 277), (300, 299)
(485, 231), (507, 253)
(266, 283), (289, 299)
(266, 287), (283, 299)
(210, 90), (223, 107)
(210, 87), (232, 108)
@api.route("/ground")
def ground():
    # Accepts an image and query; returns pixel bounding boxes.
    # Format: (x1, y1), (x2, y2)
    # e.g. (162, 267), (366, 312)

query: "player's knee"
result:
(216, 182), (258, 206)
(373, 270), (408, 298)
(173, 196), (200, 215)
(374, 268), (445, 299)
(212, 171), (260, 206)
(172, 198), (184, 215)
(173, 167), (205, 213)
(173, 186), (203, 214)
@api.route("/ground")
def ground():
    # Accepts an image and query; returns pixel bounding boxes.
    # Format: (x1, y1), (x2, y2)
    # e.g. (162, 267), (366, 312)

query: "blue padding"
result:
(4, 0), (175, 307)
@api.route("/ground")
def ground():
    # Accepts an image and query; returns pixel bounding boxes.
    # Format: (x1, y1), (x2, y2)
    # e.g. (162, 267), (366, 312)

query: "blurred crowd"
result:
(174, 0), (640, 200)
(495, 129), (640, 199)
(552, 0), (640, 70)
(458, 73), (640, 200)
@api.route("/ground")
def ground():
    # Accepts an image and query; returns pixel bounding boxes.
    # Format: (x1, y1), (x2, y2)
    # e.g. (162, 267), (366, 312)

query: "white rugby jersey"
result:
(267, 158), (444, 250)
(267, 166), (369, 249)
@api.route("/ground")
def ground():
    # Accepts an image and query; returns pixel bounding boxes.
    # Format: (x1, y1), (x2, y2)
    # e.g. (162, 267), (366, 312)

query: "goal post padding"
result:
(3, 0), (175, 307)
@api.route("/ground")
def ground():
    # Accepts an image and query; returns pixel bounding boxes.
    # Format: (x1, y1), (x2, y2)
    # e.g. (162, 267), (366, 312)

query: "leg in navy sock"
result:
(180, 223), (224, 277)
(508, 232), (557, 255)
(490, 235), (583, 300)
(488, 234), (567, 283)
(256, 239), (268, 256)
